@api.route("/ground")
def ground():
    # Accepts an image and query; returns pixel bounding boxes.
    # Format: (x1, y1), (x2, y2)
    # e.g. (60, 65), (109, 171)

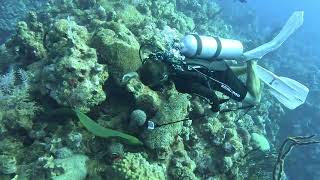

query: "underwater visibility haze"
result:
(0, 0), (319, 180)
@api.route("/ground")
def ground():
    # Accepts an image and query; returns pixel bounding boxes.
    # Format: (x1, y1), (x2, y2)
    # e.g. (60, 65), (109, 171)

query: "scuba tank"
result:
(180, 34), (244, 60)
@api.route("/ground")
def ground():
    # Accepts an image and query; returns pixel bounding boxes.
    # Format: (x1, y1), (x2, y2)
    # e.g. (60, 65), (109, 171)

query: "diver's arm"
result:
(242, 60), (261, 105)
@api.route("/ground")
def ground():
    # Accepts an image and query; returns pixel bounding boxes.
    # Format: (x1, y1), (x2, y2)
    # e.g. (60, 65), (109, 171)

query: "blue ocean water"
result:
(228, 1), (320, 179)
(249, 0), (320, 33)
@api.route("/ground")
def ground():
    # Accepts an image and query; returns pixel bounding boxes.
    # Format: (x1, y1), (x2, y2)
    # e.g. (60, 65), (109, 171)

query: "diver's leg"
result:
(243, 60), (261, 105)
(229, 65), (247, 76)
(175, 80), (221, 112)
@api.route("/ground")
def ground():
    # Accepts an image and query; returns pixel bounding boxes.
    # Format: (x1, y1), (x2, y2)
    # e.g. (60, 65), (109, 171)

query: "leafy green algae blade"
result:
(74, 110), (143, 146)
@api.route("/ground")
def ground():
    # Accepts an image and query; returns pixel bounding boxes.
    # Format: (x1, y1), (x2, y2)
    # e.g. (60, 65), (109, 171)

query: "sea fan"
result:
(0, 68), (31, 98)
(0, 68), (15, 94)
(0, 68), (40, 131)
(17, 68), (30, 88)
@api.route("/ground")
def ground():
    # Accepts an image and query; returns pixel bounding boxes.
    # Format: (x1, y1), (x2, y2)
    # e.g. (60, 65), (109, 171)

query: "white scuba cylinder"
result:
(180, 34), (244, 60)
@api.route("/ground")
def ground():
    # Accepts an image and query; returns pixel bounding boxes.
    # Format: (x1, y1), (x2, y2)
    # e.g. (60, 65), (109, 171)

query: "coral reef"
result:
(91, 22), (141, 84)
(66, 132), (82, 150)
(0, 0), (290, 179)
(107, 142), (125, 158)
(0, 0), (48, 43)
(125, 76), (190, 150)
(176, 0), (225, 35)
(251, 133), (270, 152)
(6, 12), (47, 65)
(168, 149), (198, 180)
(37, 154), (88, 180)
(111, 152), (166, 180)
(129, 109), (147, 127)
(51, 154), (88, 180)
(0, 69), (40, 132)
(39, 18), (108, 112)
(0, 155), (17, 175)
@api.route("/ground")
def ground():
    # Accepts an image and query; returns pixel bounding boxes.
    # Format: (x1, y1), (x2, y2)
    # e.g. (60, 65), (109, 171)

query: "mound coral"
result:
(112, 152), (166, 180)
(251, 133), (270, 152)
(91, 22), (141, 84)
(125, 76), (190, 150)
(5, 12), (47, 65)
(37, 154), (88, 180)
(168, 150), (198, 180)
(39, 19), (108, 112)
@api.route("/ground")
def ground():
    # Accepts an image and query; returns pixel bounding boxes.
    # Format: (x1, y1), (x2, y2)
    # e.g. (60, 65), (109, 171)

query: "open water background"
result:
(219, 1), (320, 179)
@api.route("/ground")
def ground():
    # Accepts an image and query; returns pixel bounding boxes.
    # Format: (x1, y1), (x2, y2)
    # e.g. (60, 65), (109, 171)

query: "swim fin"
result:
(256, 65), (309, 109)
(243, 11), (304, 60)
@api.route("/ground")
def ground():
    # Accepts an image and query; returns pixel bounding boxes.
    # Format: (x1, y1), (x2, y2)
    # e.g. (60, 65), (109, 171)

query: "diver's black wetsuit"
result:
(168, 62), (248, 111)
(139, 54), (248, 112)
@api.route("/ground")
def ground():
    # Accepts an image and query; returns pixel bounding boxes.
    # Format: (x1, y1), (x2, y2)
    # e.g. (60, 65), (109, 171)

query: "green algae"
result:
(74, 110), (143, 146)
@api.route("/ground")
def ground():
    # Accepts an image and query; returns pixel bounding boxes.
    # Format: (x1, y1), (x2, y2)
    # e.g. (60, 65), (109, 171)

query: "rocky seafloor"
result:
(1, 0), (318, 180)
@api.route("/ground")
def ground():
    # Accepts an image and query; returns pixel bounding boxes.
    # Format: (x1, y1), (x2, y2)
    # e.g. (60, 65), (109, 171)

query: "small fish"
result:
(237, 0), (247, 3)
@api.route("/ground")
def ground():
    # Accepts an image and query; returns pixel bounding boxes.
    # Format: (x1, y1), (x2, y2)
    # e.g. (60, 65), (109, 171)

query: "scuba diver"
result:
(139, 34), (261, 112)
(138, 11), (308, 129)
